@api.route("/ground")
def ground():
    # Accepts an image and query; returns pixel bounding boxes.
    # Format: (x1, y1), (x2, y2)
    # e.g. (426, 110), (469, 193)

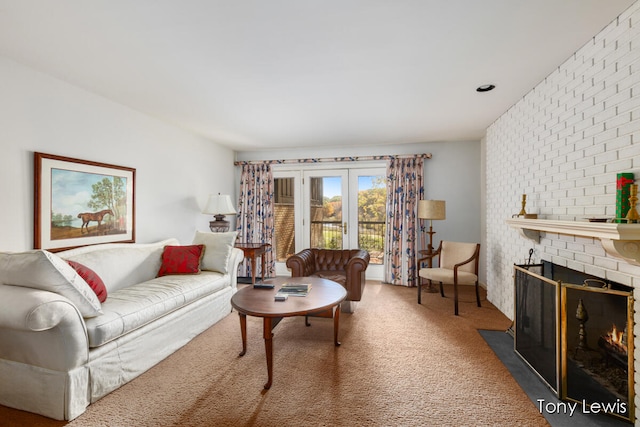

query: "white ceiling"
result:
(0, 0), (635, 151)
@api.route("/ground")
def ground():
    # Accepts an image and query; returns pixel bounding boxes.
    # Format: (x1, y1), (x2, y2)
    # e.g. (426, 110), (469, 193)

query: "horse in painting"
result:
(77, 209), (114, 234)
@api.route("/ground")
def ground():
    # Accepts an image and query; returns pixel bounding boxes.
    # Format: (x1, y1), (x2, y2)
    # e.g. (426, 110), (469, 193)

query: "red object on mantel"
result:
(616, 175), (634, 190)
(616, 173), (634, 222)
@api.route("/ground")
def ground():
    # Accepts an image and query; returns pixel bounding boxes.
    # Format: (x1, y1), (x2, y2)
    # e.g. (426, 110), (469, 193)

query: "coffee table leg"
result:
(238, 313), (247, 356)
(334, 304), (341, 346)
(263, 317), (273, 389)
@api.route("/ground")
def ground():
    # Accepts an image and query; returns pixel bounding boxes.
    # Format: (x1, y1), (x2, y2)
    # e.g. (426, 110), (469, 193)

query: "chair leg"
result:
(418, 277), (422, 304)
(439, 281), (445, 297)
(475, 281), (481, 307)
(454, 281), (459, 316)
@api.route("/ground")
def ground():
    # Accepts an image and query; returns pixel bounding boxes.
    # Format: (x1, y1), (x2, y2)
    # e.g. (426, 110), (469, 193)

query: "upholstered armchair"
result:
(286, 248), (370, 312)
(418, 241), (480, 316)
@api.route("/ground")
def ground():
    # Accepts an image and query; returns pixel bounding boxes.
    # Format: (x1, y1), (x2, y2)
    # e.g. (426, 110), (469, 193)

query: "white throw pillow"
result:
(192, 231), (237, 274)
(0, 250), (103, 317)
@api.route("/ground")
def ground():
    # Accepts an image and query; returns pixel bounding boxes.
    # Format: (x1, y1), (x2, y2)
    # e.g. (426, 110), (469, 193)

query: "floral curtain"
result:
(383, 157), (424, 286)
(236, 163), (275, 278)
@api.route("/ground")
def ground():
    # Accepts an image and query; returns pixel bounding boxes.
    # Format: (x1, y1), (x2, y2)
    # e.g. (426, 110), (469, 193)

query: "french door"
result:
(273, 166), (385, 280)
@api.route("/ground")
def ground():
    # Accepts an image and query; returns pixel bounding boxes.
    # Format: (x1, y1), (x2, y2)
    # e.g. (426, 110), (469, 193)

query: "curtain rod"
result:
(233, 153), (432, 166)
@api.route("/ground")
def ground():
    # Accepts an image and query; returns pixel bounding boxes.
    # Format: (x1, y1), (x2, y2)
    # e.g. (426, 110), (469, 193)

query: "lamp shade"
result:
(203, 194), (236, 215)
(417, 200), (446, 220)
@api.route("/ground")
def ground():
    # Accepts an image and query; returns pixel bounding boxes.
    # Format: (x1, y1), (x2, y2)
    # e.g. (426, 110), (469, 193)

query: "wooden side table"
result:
(235, 243), (271, 285)
(417, 249), (439, 301)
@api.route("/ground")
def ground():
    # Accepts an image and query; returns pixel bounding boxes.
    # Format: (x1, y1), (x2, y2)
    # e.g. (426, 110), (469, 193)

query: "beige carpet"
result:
(1, 281), (548, 427)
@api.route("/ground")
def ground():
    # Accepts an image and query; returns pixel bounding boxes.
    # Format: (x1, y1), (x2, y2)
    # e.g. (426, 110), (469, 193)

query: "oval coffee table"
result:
(230, 276), (347, 389)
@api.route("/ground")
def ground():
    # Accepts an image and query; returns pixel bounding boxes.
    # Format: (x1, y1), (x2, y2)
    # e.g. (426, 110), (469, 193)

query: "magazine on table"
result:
(275, 283), (312, 297)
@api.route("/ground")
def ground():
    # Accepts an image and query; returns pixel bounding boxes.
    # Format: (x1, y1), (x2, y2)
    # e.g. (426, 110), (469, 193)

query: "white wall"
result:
(236, 140), (484, 282)
(485, 3), (640, 419)
(485, 1), (640, 316)
(0, 57), (236, 251)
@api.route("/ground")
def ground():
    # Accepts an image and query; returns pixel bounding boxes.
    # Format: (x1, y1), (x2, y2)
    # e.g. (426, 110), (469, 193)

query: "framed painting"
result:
(34, 152), (136, 251)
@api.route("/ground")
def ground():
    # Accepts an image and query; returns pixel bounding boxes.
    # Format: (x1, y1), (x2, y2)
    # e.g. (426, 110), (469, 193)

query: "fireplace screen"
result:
(514, 264), (560, 394)
(562, 283), (634, 422)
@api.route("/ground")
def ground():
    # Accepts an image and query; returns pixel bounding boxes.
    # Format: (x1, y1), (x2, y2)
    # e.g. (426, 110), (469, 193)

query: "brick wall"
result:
(485, 2), (640, 417)
(274, 204), (295, 261)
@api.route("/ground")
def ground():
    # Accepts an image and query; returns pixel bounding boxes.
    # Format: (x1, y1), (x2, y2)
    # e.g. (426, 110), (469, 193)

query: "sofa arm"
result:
(345, 250), (370, 302)
(286, 249), (316, 277)
(0, 285), (89, 371)
(346, 250), (370, 273)
(228, 248), (244, 291)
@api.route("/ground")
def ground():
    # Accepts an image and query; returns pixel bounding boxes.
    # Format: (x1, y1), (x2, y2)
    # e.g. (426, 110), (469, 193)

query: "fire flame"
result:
(604, 324), (627, 353)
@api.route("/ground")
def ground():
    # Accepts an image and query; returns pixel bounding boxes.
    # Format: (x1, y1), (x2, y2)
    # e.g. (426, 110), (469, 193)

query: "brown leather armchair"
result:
(286, 248), (370, 311)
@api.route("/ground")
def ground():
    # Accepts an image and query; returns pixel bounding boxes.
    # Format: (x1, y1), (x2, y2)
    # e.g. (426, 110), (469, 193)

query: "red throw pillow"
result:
(157, 245), (205, 277)
(67, 260), (108, 303)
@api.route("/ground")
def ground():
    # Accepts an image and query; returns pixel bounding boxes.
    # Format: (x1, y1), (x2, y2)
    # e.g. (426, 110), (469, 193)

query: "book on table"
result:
(276, 283), (312, 297)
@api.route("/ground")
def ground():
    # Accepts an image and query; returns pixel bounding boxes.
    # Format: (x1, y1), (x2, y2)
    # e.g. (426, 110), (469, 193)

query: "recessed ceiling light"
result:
(476, 84), (496, 92)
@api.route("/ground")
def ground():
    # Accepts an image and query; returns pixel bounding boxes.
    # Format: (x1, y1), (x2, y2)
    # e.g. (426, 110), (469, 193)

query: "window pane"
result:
(357, 175), (385, 264)
(274, 177), (295, 262)
(310, 176), (343, 249)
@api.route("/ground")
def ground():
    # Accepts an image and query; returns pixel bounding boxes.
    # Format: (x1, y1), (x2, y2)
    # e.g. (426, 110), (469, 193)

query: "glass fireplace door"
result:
(561, 284), (634, 422)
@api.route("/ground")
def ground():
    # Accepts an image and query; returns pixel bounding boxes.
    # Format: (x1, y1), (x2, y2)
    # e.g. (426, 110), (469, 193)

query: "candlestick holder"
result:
(518, 194), (527, 216)
(626, 184), (639, 223)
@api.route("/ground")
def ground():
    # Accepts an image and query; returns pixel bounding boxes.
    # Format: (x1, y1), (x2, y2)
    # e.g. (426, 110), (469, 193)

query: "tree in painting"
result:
(87, 177), (126, 222)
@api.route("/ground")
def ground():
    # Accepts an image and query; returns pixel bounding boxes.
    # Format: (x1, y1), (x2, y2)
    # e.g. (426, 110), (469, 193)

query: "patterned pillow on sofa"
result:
(157, 245), (205, 277)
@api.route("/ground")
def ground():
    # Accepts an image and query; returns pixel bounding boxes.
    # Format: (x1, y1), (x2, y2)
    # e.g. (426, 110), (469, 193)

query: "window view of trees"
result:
(357, 176), (386, 222)
(322, 196), (341, 220)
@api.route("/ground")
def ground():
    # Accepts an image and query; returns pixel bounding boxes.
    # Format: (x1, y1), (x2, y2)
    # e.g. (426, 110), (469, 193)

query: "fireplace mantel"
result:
(506, 218), (640, 266)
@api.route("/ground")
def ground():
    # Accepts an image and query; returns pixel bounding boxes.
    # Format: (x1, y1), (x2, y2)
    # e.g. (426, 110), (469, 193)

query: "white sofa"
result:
(0, 236), (243, 421)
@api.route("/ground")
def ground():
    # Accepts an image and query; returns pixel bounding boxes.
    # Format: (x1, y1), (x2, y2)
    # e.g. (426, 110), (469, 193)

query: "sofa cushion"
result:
(58, 238), (179, 294)
(0, 250), (102, 317)
(312, 271), (347, 286)
(157, 245), (205, 277)
(67, 260), (108, 303)
(84, 271), (227, 347)
(418, 267), (478, 285)
(192, 231), (237, 274)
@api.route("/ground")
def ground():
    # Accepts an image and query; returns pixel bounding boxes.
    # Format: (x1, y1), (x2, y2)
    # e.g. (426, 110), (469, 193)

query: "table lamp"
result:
(204, 193), (236, 232)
